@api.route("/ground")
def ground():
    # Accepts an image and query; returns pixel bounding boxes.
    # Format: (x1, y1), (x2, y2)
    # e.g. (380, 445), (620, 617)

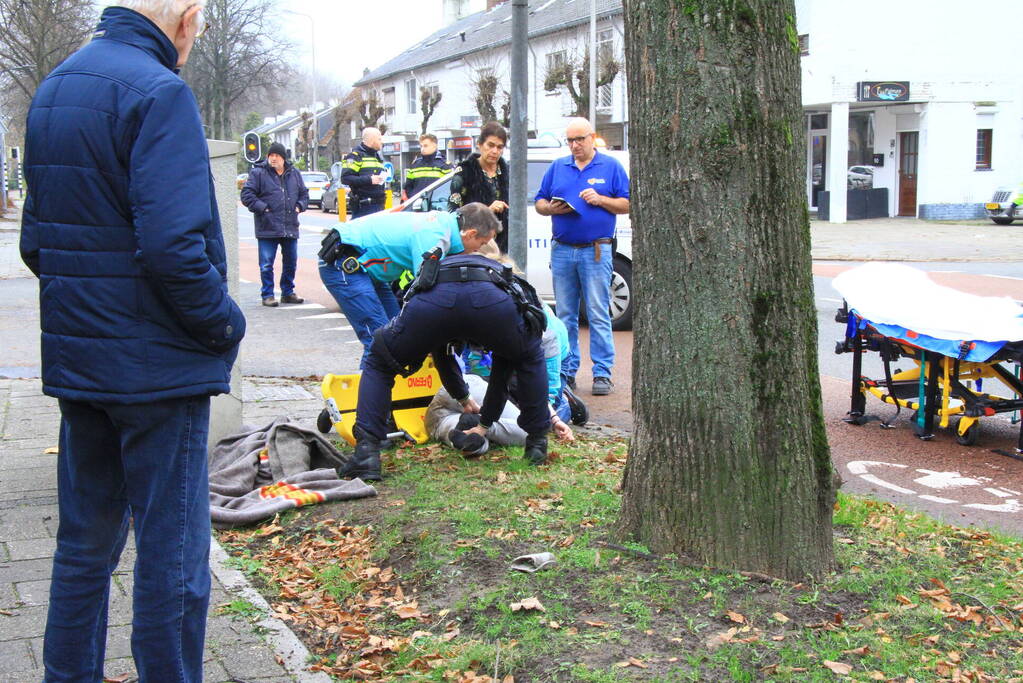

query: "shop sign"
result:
(382, 142), (402, 155)
(856, 81), (910, 102)
(460, 115), (482, 128)
(450, 136), (473, 150)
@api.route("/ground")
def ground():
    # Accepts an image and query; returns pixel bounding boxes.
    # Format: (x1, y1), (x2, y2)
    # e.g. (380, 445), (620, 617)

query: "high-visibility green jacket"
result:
(403, 152), (451, 197)
(340, 143), (387, 203)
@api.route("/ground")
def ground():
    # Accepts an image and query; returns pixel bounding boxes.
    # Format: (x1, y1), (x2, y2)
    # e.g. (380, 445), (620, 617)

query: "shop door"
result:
(898, 132), (918, 216)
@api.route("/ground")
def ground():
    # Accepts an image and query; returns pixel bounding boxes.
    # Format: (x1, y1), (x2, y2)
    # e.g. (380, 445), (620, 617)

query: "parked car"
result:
(236, 173), (248, 190)
(847, 165), (874, 189)
(985, 184), (1021, 225)
(399, 148), (634, 331)
(321, 177), (351, 216)
(301, 171), (329, 208)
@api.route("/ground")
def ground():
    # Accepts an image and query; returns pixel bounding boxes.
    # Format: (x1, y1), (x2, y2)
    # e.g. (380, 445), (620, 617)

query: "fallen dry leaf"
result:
(584, 619), (610, 628)
(44, 446), (59, 454)
(842, 646), (870, 656)
(547, 620), (561, 629)
(823, 660), (853, 676)
(510, 597), (545, 612)
(706, 627), (739, 650)
(726, 610), (746, 624)
(772, 612), (790, 624)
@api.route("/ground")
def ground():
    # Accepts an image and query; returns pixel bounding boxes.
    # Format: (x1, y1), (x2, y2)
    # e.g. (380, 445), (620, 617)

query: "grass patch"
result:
(218, 436), (1023, 681)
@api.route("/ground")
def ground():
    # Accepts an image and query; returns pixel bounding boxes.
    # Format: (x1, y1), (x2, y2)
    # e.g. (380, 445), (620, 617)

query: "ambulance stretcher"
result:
(832, 264), (1023, 456)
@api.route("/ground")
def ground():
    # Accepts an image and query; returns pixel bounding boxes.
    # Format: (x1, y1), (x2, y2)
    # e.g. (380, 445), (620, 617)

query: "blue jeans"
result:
(258, 237), (298, 299)
(550, 240), (615, 379)
(45, 396), (212, 683)
(318, 261), (401, 363)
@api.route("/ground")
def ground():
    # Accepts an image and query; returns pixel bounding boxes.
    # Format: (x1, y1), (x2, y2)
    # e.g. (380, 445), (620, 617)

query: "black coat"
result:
(448, 153), (510, 252)
(240, 161), (308, 239)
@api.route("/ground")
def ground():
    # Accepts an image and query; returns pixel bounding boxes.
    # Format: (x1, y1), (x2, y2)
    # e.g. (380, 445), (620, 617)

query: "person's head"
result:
(266, 142), (286, 172)
(114, 1), (207, 67)
(456, 202), (501, 253)
(476, 121), (507, 167)
(565, 117), (596, 163)
(419, 133), (438, 156)
(362, 127), (383, 151)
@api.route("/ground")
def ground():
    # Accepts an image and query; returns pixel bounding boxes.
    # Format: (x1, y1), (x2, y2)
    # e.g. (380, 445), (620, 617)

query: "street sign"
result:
(382, 161), (394, 183)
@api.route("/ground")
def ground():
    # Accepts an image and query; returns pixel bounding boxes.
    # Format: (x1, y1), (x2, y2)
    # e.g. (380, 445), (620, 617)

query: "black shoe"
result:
(262, 297), (279, 307)
(562, 374), (577, 392)
(316, 408), (333, 434)
(281, 294), (305, 304)
(448, 428), (488, 457)
(562, 386), (589, 426)
(456, 413), (481, 431)
(337, 440), (382, 481)
(592, 376), (614, 396)
(524, 434), (548, 466)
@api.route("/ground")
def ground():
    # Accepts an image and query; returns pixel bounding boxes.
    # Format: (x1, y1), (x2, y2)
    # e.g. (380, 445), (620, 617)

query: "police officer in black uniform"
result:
(337, 205), (550, 481)
(341, 127), (388, 218)
(402, 133), (451, 200)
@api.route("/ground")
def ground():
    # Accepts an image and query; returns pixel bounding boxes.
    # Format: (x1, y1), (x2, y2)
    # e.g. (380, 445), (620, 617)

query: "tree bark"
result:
(619, 0), (835, 581)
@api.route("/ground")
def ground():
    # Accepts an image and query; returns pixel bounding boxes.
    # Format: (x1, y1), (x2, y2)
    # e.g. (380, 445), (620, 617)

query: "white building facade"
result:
(797, 0), (1023, 222)
(354, 0), (628, 184)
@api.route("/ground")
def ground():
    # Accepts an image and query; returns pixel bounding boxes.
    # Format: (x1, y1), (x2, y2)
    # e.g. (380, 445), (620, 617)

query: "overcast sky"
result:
(279, 0), (446, 87)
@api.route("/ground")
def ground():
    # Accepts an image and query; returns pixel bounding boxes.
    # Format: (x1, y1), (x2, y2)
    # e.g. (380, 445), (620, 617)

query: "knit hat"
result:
(266, 142), (287, 160)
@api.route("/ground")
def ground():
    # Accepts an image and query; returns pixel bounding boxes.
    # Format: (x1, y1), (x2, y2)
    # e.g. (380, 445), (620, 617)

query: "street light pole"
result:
(589, 0), (596, 126)
(284, 10), (318, 171)
(510, 0), (528, 270)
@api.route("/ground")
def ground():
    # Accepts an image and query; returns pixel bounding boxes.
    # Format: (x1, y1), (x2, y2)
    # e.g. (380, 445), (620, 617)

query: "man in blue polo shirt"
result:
(534, 118), (630, 396)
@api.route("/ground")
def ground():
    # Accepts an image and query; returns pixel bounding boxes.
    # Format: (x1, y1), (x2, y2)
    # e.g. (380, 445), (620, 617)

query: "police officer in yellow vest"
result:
(341, 127), (388, 218)
(402, 133), (451, 201)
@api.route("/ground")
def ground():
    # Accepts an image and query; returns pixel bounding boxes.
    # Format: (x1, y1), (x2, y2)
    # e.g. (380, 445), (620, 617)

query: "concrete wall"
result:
(206, 139), (242, 448)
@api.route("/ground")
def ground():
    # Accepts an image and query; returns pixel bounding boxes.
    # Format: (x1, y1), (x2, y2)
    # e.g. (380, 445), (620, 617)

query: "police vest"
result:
(404, 154), (450, 196)
(341, 144), (386, 201)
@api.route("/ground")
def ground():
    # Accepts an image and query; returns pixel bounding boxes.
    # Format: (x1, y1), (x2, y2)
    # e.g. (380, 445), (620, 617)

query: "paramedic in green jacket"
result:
(318, 203), (499, 363)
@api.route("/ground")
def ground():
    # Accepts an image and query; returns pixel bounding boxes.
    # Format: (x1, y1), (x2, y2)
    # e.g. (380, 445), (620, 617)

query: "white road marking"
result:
(819, 297), (842, 303)
(861, 474), (917, 495)
(321, 326), (353, 332)
(240, 278), (252, 284)
(284, 303), (327, 310)
(919, 495), (959, 504)
(914, 469), (990, 489)
(985, 274), (1023, 281)
(346, 340), (362, 344)
(845, 461), (1021, 515)
(300, 312), (345, 319)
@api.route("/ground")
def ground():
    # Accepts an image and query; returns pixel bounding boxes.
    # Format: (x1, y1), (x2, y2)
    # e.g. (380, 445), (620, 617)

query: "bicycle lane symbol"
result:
(846, 461), (1023, 514)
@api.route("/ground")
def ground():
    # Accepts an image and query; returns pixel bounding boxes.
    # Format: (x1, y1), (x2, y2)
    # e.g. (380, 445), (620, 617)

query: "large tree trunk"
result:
(618, 0), (835, 581)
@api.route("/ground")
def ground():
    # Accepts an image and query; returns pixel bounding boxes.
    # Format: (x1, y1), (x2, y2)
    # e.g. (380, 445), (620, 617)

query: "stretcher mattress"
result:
(832, 263), (1023, 362)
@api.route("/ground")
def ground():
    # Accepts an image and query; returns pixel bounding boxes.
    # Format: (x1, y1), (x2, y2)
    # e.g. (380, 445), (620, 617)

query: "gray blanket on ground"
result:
(208, 418), (376, 529)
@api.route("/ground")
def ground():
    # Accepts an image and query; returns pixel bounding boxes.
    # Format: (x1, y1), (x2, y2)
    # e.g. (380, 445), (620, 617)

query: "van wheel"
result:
(991, 217), (1014, 225)
(610, 257), (633, 331)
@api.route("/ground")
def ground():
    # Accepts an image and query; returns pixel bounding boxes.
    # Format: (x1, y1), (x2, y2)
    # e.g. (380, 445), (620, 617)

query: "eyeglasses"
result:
(184, 4), (208, 38)
(566, 134), (592, 145)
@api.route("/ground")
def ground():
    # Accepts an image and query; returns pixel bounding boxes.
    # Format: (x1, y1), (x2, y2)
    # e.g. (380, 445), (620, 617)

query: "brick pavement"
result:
(0, 377), (332, 683)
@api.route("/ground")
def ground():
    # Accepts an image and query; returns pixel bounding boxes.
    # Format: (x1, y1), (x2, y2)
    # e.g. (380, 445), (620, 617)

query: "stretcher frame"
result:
(836, 304), (1023, 455)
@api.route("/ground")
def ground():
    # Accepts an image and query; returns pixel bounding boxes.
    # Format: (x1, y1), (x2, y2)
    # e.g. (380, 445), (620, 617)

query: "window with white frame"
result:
(405, 78), (418, 115)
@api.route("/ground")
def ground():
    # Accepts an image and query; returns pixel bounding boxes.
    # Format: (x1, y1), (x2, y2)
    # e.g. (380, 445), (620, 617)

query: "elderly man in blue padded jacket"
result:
(19, 1), (245, 680)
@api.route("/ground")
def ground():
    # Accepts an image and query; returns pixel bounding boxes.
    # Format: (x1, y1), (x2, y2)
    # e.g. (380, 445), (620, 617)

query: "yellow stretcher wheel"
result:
(954, 418), (980, 447)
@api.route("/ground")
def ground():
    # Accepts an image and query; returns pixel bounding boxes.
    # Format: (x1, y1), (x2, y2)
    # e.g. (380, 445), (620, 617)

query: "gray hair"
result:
(112, 0), (203, 27)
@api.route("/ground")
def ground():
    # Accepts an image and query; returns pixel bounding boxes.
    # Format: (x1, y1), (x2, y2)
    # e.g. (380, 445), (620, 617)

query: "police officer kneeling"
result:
(340, 225), (551, 481)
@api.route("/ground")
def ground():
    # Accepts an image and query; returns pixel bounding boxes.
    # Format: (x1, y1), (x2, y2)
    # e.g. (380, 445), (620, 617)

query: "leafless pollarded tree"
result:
(182, 0), (293, 140)
(419, 86), (442, 135)
(466, 52), (511, 128)
(543, 39), (621, 118)
(0, 0), (97, 135)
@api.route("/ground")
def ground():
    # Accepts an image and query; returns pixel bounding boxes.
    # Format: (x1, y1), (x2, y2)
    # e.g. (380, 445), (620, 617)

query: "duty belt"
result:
(434, 267), (499, 284)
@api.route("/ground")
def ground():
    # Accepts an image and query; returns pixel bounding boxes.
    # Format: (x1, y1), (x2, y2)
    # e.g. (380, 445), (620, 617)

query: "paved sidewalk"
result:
(0, 377), (330, 683)
(810, 216), (1023, 261)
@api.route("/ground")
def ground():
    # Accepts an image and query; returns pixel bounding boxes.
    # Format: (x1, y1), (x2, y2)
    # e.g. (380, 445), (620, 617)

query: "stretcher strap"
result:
(917, 351), (927, 429)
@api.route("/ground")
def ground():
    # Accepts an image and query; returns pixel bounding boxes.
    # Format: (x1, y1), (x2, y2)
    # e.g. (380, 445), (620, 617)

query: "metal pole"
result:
(510, 0), (528, 270)
(589, 0), (596, 126)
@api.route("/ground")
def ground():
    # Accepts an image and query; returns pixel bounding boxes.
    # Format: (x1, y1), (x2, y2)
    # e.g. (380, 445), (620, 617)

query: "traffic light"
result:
(243, 132), (261, 163)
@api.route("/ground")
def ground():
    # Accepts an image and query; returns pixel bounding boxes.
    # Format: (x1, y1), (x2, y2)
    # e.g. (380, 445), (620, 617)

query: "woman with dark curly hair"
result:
(448, 121), (510, 252)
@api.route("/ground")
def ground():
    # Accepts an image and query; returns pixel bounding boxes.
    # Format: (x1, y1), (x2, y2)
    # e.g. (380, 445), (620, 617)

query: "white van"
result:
(400, 147), (633, 330)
